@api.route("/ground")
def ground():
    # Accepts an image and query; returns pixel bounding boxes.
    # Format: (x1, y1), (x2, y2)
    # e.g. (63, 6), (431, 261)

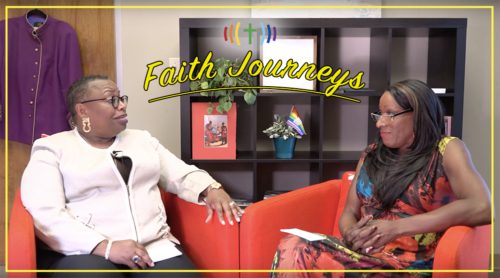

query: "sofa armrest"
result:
(332, 171), (355, 237)
(433, 224), (491, 277)
(8, 189), (37, 277)
(239, 179), (342, 272)
(162, 192), (239, 277)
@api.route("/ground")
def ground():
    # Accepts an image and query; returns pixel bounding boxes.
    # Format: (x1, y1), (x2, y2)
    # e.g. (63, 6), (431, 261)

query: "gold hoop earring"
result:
(82, 117), (91, 133)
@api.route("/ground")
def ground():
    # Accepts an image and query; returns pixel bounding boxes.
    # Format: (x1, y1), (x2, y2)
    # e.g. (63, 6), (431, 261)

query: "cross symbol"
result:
(243, 23), (257, 44)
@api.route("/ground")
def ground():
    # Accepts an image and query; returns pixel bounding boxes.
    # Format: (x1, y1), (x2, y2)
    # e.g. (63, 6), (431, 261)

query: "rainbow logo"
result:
(224, 22), (277, 46)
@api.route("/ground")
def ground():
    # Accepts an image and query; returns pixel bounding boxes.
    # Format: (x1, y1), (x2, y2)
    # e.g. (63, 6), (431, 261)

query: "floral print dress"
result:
(271, 137), (457, 277)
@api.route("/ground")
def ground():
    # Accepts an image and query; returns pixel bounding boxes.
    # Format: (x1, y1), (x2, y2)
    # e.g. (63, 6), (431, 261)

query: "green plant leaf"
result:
(215, 67), (225, 82)
(227, 77), (236, 86)
(217, 67), (225, 77)
(196, 57), (257, 112)
(222, 101), (232, 112)
(218, 95), (228, 104)
(244, 92), (256, 105)
(237, 77), (249, 86)
(213, 90), (224, 98)
(207, 106), (213, 114)
(262, 114), (303, 139)
(190, 81), (200, 90)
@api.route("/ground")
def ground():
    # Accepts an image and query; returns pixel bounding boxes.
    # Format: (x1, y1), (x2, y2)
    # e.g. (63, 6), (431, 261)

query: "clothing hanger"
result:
(26, 9), (47, 28)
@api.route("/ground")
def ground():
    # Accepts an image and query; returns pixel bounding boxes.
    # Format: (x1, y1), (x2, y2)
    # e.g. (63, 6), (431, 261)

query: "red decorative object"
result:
(191, 103), (236, 159)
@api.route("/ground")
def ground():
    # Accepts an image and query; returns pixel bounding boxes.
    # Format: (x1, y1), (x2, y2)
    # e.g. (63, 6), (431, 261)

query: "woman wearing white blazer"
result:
(21, 75), (243, 277)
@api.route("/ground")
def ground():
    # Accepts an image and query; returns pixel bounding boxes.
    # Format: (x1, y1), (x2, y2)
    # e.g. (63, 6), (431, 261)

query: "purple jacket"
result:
(0, 13), (82, 144)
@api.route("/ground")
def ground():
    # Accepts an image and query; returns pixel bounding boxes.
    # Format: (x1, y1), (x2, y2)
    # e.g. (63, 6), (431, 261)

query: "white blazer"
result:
(21, 129), (215, 255)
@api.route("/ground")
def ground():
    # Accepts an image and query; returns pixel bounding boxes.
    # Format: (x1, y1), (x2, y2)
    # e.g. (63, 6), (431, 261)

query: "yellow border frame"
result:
(3, 4), (495, 275)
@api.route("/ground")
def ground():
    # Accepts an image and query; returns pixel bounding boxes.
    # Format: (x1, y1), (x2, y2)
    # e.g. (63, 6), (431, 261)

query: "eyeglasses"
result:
(80, 95), (128, 109)
(370, 108), (413, 122)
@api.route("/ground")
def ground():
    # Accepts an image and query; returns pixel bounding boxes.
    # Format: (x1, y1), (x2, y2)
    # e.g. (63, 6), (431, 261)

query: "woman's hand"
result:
(366, 220), (400, 249)
(93, 239), (154, 269)
(204, 188), (244, 225)
(351, 219), (401, 255)
(343, 215), (377, 251)
(110, 240), (155, 269)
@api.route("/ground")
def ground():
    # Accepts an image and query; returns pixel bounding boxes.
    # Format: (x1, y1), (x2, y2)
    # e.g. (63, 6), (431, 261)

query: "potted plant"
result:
(189, 57), (257, 114)
(262, 114), (304, 159)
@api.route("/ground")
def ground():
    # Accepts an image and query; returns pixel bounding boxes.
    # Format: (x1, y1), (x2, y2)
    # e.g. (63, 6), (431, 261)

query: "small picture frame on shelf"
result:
(260, 35), (317, 90)
(191, 103), (237, 159)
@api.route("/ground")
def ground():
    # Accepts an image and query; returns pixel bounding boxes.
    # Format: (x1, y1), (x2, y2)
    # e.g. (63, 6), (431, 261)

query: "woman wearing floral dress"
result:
(271, 80), (490, 277)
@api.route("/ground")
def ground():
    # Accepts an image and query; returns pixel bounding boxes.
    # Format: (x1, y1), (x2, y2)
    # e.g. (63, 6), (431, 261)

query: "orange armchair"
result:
(238, 171), (491, 277)
(8, 189), (239, 278)
(433, 224), (491, 277)
(7, 190), (37, 278)
(238, 172), (352, 277)
(162, 191), (239, 277)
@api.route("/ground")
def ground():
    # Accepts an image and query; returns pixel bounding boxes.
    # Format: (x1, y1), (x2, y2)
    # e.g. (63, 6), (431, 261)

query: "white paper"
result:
(280, 228), (326, 241)
(432, 88), (446, 94)
(145, 239), (182, 262)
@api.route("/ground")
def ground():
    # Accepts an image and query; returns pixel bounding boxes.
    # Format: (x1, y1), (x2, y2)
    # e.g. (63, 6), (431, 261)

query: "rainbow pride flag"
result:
(286, 105), (306, 136)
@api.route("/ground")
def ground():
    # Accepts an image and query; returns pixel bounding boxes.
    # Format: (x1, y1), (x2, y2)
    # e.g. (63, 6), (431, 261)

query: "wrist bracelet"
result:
(105, 240), (113, 260)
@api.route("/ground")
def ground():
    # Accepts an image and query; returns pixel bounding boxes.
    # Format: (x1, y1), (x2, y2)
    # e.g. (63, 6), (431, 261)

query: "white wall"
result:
(116, 0), (252, 155)
(115, 0), (496, 254)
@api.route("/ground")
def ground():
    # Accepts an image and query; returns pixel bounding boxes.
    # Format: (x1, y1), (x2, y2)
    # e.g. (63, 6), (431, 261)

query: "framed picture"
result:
(260, 35), (317, 90)
(191, 103), (237, 159)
